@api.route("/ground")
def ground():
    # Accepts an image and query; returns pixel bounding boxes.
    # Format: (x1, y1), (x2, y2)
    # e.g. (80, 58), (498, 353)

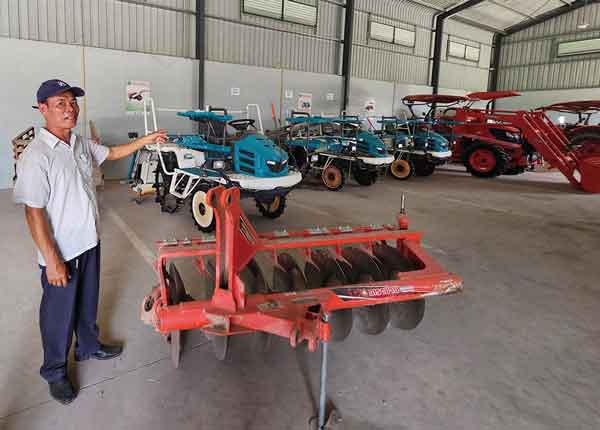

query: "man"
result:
(13, 79), (168, 405)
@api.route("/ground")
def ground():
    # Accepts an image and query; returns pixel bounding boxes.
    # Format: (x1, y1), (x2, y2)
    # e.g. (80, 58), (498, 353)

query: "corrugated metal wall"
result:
(206, 0), (342, 75)
(498, 3), (600, 91)
(439, 19), (493, 91)
(351, 0), (433, 84)
(0, 0), (494, 88)
(0, 0), (196, 58)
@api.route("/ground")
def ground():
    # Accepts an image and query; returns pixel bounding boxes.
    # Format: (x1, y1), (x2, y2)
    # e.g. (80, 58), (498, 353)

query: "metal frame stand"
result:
(310, 313), (341, 430)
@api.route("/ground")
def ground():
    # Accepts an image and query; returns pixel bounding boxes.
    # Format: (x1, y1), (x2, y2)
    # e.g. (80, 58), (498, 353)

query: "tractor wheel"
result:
(390, 299), (425, 330)
(413, 159), (436, 177)
(256, 195), (287, 219)
(568, 130), (600, 156)
(322, 165), (345, 191)
(389, 158), (414, 180)
(191, 185), (216, 233)
(352, 169), (377, 186)
(463, 143), (509, 178)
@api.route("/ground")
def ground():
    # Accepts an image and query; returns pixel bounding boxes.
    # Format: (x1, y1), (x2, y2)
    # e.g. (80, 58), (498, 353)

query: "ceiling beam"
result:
(505, 0), (599, 35)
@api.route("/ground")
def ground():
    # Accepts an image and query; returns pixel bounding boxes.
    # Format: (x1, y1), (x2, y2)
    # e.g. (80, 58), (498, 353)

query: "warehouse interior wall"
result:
(0, 0), (496, 188)
(498, 3), (600, 92)
(438, 19), (494, 92)
(0, 37), (198, 189)
(495, 87), (600, 124)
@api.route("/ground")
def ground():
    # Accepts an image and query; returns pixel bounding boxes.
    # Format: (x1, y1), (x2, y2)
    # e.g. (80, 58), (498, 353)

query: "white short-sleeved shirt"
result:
(13, 128), (110, 266)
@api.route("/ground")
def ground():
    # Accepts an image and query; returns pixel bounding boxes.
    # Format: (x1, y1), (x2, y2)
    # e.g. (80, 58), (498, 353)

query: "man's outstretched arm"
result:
(106, 129), (168, 161)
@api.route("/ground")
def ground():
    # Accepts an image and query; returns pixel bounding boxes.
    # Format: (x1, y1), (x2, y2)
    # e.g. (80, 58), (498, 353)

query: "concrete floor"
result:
(1, 167), (599, 430)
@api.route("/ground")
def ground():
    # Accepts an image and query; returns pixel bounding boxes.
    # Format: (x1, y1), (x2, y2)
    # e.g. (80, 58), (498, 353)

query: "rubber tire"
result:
(190, 185), (216, 233)
(390, 299), (425, 330)
(463, 143), (509, 178)
(256, 195), (287, 219)
(389, 158), (414, 180)
(413, 159), (436, 177)
(322, 165), (345, 191)
(352, 169), (377, 186)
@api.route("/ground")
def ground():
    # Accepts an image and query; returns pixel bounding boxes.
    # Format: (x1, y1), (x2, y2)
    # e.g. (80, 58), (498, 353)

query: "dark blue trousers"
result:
(39, 244), (101, 382)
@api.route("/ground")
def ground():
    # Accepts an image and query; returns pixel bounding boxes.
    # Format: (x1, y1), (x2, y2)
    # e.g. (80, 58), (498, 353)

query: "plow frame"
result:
(143, 186), (462, 351)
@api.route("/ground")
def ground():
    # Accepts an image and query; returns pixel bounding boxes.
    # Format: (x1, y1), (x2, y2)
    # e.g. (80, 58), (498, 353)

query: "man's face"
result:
(39, 91), (79, 130)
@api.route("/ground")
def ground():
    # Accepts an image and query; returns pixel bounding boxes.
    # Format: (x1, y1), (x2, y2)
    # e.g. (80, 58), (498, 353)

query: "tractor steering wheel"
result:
(228, 119), (256, 132)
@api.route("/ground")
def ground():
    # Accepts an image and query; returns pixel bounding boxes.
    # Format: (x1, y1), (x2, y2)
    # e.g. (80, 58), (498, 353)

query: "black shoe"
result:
(76, 343), (123, 362)
(49, 378), (77, 405)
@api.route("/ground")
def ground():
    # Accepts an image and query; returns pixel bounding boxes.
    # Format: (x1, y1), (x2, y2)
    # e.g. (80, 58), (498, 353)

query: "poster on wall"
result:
(297, 93), (313, 113)
(126, 80), (151, 113)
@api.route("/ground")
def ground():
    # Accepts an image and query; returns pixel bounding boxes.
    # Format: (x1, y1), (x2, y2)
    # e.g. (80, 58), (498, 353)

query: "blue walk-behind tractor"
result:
(276, 113), (393, 191)
(376, 114), (452, 180)
(130, 99), (302, 232)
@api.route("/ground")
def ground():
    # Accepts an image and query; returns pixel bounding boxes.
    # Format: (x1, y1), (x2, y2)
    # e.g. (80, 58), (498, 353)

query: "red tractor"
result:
(403, 92), (600, 192)
(540, 100), (600, 158)
(432, 91), (534, 177)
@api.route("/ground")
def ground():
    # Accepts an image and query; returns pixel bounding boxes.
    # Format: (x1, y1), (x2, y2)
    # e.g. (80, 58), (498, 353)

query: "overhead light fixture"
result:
(577, 0), (589, 30)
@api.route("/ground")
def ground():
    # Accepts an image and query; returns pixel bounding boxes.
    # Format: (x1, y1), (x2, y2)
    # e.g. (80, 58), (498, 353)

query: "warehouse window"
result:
(557, 38), (600, 57)
(243, 0), (318, 26)
(448, 40), (480, 63)
(370, 21), (415, 47)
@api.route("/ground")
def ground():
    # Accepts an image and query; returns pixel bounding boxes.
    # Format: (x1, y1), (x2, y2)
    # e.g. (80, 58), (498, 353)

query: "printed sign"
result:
(285, 89), (294, 99)
(297, 92), (313, 113)
(126, 80), (151, 113)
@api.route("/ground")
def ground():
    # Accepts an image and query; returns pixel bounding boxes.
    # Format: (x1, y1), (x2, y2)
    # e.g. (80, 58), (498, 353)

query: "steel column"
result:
(341, 0), (355, 114)
(430, 0), (486, 95)
(196, 0), (205, 111)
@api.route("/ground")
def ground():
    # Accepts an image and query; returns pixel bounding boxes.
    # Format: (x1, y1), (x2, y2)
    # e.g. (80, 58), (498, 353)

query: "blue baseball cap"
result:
(36, 79), (85, 103)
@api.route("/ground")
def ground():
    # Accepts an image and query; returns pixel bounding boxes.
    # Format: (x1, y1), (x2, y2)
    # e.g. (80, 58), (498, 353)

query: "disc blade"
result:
(167, 263), (186, 368)
(305, 260), (323, 289)
(355, 304), (390, 335)
(272, 266), (291, 293)
(373, 242), (416, 279)
(389, 299), (425, 330)
(277, 253), (307, 292)
(210, 334), (229, 361)
(341, 247), (385, 282)
(329, 309), (353, 342)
